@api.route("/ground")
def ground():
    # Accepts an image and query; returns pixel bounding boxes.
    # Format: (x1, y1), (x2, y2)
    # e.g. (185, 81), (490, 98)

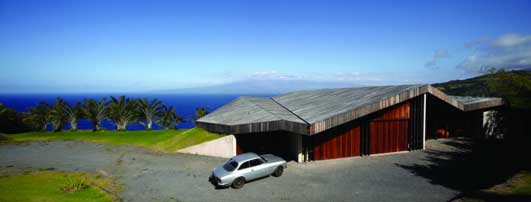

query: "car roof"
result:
(231, 152), (260, 163)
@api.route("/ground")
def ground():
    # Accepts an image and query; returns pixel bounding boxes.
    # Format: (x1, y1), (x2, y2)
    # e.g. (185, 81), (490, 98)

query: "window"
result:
(238, 161), (250, 170)
(223, 160), (238, 172)
(250, 159), (264, 167)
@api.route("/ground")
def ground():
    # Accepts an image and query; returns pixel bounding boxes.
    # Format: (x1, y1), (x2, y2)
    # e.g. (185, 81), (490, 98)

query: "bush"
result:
(60, 176), (88, 193)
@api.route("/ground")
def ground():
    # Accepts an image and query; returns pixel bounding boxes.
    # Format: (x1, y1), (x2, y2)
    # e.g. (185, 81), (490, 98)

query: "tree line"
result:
(0, 96), (210, 133)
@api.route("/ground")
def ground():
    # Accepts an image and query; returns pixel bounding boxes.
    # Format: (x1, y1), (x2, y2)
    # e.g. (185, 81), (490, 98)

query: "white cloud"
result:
(425, 49), (449, 69)
(458, 33), (531, 73)
(239, 70), (427, 86)
(249, 71), (304, 80)
(493, 33), (531, 48)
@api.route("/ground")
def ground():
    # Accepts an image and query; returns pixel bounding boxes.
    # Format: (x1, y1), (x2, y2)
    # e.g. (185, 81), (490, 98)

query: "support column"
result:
(292, 134), (304, 162)
(422, 94), (427, 149)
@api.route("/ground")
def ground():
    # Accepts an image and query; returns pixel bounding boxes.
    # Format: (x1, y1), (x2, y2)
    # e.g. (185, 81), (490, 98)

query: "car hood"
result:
(261, 154), (285, 163)
(212, 166), (230, 178)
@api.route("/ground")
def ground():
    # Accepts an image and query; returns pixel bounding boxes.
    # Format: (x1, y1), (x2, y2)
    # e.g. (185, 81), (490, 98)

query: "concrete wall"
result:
(178, 135), (236, 158)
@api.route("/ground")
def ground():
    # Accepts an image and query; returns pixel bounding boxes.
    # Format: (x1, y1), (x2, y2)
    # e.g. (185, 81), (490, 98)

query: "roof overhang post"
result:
(422, 93), (427, 150)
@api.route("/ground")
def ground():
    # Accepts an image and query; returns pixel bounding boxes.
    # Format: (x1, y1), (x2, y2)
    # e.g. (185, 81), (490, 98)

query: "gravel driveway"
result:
(0, 139), (467, 202)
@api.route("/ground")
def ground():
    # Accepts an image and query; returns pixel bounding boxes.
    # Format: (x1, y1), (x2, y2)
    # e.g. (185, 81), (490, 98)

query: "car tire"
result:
(272, 166), (284, 177)
(231, 177), (245, 189)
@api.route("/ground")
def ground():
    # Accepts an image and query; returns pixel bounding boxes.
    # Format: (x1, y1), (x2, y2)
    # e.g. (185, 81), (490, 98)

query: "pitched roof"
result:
(197, 84), (504, 135)
(197, 96), (306, 125)
(272, 85), (422, 124)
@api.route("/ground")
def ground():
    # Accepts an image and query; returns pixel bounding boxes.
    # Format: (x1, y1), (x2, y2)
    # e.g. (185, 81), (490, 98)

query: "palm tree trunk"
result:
(70, 118), (77, 131)
(93, 121), (100, 131)
(147, 118), (152, 130)
(118, 121), (127, 131)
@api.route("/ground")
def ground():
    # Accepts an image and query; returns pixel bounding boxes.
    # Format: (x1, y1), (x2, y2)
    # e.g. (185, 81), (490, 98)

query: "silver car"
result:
(209, 152), (287, 189)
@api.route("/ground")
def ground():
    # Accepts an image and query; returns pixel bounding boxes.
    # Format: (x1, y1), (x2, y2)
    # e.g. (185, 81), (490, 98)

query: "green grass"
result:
(0, 171), (119, 202)
(457, 170), (531, 202)
(7, 128), (223, 152)
(490, 171), (531, 195)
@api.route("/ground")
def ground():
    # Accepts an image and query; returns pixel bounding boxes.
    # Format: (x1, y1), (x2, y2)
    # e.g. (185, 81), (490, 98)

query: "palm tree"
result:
(136, 98), (162, 130)
(156, 105), (184, 129)
(64, 102), (84, 131)
(82, 98), (107, 131)
(24, 101), (51, 131)
(0, 103), (7, 116)
(107, 96), (136, 131)
(49, 98), (68, 132)
(195, 107), (208, 120)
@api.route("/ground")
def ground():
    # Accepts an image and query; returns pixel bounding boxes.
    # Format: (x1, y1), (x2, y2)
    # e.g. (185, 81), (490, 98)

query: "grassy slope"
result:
(6, 128), (222, 152)
(0, 171), (118, 202)
(456, 171), (531, 202)
(433, 73), (492, 96)
(434, 69), (531, 95)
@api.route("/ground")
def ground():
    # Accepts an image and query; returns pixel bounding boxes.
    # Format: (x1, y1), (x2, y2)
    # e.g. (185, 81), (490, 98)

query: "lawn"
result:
(4, 128), (222, 152)
(0, 171), (119, 202)
(456, 170), (531, 202)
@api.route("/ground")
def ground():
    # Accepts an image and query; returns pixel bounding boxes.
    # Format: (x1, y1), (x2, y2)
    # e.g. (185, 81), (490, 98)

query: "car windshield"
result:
(223, 160), (238, 172)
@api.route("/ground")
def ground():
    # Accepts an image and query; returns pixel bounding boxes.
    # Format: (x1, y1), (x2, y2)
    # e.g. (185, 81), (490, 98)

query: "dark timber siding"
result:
(408, 95), (425, 150)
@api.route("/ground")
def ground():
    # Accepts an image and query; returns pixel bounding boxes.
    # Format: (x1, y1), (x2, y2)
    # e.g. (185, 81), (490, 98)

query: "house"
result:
(196, 84), (504, 162)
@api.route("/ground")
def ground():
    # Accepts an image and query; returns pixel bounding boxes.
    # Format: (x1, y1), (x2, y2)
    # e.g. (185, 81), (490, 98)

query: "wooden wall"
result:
(310, 101), (414, 160)
(409, 95), (425, 150)
(369, 102), (410, 154)
(311, 122), (361, 161)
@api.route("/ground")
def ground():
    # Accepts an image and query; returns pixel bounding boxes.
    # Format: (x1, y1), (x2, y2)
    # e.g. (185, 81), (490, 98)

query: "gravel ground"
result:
(0, 139), (467, 202)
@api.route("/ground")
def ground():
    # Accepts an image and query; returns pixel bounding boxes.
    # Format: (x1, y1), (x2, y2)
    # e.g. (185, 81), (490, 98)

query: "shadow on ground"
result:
(396, 137), (531, 202)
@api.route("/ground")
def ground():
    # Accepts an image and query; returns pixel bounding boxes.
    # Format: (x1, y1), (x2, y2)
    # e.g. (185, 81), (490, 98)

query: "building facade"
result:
(197, 85), (504, 162)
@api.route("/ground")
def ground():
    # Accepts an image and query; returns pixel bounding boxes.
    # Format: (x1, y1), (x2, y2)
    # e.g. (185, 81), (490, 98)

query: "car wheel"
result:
(231, 177), (245, 189)
(272, 166), (284, 177)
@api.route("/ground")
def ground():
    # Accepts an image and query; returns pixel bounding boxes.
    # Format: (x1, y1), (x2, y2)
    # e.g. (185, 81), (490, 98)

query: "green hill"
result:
(433, 69), (531, 109)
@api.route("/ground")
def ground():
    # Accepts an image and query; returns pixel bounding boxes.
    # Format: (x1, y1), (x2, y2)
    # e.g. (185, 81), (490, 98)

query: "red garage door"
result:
(369, 102), (410, 155)
(312, 123), (361, 160)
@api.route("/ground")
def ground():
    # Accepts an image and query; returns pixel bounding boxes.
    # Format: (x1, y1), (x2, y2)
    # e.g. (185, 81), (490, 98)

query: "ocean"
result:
(0, 93), (274, 130)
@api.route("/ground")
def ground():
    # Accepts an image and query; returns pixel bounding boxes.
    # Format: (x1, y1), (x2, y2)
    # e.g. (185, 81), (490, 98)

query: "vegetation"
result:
(136, 98), (163, 130)
(194, 107), (208, 120)
(435, 68), (531, 137)
(82, 98), (107, 131)
(151, 127), (222, 152)
(434, 68), (531, 109)
(156, 105), (185, 129)
(64, 102), (84, 131)
(107, 96), (136, 131)
(1, 95), (208, 133)
(48, 98), (69, 132)
(8, 128), (222, 152)
(0, 171), (119, 202)
(456, 171), (531, 202)
(0, 103), (30, 133)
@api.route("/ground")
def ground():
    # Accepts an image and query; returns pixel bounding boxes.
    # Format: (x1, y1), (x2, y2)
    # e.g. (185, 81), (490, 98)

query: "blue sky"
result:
(1, 0), (531, 93)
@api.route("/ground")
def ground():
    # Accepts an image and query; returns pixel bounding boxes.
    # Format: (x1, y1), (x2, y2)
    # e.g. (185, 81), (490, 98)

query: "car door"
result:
(249, 158), (267, 178)
(237, 160), (254, 180)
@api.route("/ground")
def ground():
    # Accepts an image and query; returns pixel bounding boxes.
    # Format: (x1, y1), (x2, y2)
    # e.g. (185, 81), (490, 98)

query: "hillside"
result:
(434, 69), (531, 109)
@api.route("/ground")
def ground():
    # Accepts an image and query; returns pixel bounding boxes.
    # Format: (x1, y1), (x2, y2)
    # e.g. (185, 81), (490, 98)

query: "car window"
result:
(250, 159), (264, 167)
(223, 160), (238, 172)
(238, 161), (250, 170)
